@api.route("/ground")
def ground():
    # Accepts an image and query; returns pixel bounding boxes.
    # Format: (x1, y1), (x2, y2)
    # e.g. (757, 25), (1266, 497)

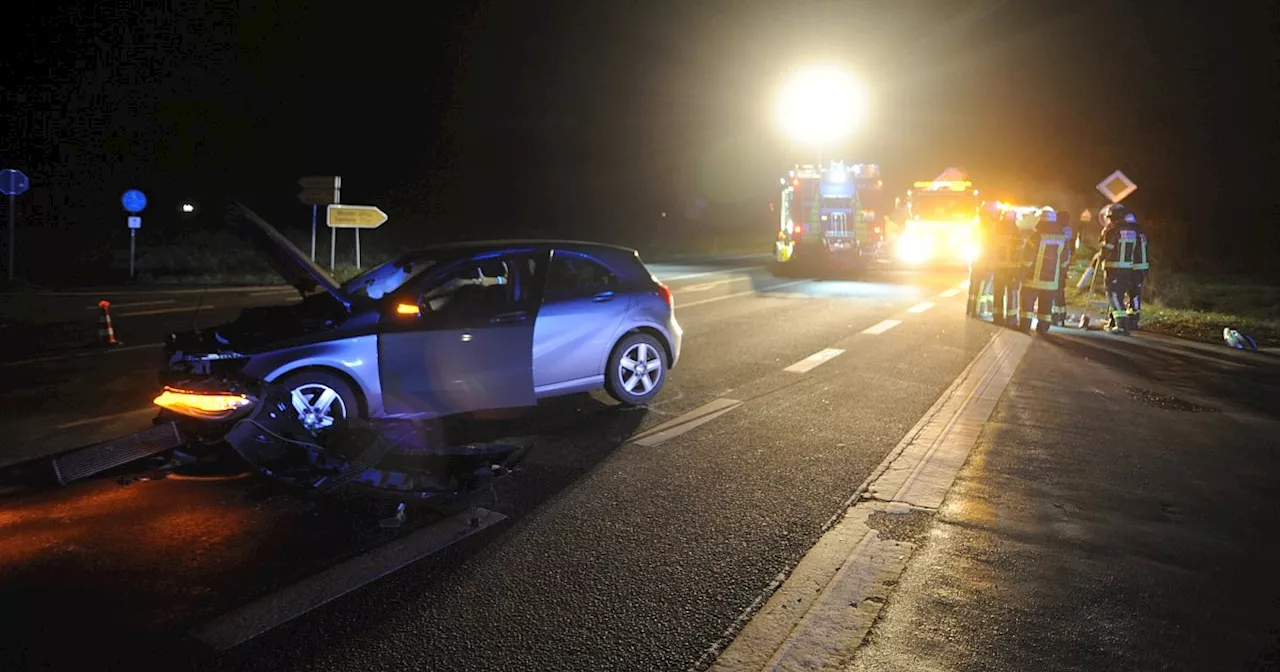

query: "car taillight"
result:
(656, 282), (673, 307)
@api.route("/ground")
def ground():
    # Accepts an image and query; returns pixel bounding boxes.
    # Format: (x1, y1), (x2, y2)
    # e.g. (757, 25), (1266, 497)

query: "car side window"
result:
(420, 257), (516, 319)
(545, 252), (617, 300)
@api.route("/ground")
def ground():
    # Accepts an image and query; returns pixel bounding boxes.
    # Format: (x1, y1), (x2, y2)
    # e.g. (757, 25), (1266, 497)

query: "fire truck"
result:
(772, 161), (885, 277)
(894, 168), (983, 268)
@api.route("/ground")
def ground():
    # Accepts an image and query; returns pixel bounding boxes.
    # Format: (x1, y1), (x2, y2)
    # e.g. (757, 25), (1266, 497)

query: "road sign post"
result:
(326, 205), (388, 271)
(6, 193), (11, 282)
(310, 204), (317, 260)
(1, 168), (31, 282)
(122, 190), (147, 279)
(298, 176), (341, 262)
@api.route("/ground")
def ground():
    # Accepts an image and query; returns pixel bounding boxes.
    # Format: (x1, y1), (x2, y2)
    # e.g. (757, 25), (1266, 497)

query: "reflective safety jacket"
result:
(1022, 223), (1067, 291)
(1132, 226), (1150, 273)
(1060, 224), (1075, 271)
(985, 218), (1024, 270)
(1101, 222), (1140, 271)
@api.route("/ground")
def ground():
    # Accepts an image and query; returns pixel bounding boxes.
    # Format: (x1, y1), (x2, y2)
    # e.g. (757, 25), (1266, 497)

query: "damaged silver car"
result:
(153, 204), (682, 499)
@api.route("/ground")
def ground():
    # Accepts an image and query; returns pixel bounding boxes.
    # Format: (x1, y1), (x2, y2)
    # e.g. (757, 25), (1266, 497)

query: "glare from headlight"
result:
(897, 236), (930, 265)
(962, 242), (981, 263)
(154, 387), (253, 420)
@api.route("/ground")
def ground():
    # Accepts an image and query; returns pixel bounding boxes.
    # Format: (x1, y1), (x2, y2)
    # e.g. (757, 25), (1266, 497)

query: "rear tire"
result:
(605, 333), (668, 406)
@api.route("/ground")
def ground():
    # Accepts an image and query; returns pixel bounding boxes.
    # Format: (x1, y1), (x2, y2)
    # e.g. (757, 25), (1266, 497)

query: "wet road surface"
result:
(1, 257), (994, 670)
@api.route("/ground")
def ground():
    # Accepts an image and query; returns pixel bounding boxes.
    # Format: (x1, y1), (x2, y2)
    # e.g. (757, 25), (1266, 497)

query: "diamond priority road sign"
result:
(326, 204), (388, 229)
(1096, 170), (1137, 204)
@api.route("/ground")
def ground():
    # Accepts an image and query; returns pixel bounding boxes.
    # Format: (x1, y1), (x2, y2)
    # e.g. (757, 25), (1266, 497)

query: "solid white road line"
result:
(34, 285), (289, 297)
(630, 397), (742, 447)
(658, 265), (764, 282)
(0, 342), (164, 368)
(85, 299), (176, 310)
(190, 507), (507, 651)
(54, 407), (156, 430)
(678, 280), (810, 309)
(247, 289), (298, 297)
(860, 319), (901, 335)
(906, 301), (935, 313)
(938, 287), (963, 298)
(783, 348), (845, 374)
(117, 304), (216, 317)
(710, 328), (1033, 672)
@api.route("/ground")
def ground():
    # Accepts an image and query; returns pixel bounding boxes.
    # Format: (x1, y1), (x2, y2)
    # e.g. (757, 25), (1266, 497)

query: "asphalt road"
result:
(847, 329), (1280, 672)
(0, 256), (991, 670)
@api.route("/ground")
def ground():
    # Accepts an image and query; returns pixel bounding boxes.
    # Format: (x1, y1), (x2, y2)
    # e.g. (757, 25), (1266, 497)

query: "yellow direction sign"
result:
(326, 204), (388, 229)
(1096, 170), (1137, 204)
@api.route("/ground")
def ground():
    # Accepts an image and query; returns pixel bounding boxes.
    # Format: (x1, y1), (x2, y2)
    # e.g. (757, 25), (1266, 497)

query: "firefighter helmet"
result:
(1038, 206), (1057, 223)
(1100, 203), (1131, 227)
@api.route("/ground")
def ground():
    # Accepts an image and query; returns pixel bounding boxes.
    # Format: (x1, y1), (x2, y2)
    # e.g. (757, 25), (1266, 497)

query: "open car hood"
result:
(226, 203), (352, 311)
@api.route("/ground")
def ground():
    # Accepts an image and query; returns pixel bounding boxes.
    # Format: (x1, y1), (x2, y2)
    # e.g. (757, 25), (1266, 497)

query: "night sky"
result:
(2, 0), (1276, 277)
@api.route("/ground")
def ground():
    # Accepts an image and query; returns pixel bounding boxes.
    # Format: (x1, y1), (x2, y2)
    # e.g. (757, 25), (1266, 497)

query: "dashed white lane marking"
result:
(710, 328), (1033, 672)
(54, 407), (156, 430)
(117, 304), (216, 317)
(906, 301), (935, 313)
(938, 287), (963, 298)
(658, 266), (764, 282)
(0, 343), (164, 368)
(678, 277), (742, 293)
(783, 348), (845, 374)
(860, 319), (901, 335)
(86, 299), (176, 310)
(630, 397), (743, 447)
(191, 507), (507, 651)
(678, 280), (810, 309)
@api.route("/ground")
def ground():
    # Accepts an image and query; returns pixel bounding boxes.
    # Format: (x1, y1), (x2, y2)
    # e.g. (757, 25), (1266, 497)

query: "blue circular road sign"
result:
(122, 189), (147, 213)
(0, 169), (29, 196)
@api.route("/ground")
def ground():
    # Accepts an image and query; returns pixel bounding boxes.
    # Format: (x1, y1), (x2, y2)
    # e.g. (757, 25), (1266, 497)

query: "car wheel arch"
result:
(618, 326), (673, 368)
(265, 364), (369, 420)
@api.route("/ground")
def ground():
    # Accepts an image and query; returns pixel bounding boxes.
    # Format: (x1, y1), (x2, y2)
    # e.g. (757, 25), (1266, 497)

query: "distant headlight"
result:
(897, 235), (931, 265)
(154, 387), (254, 420)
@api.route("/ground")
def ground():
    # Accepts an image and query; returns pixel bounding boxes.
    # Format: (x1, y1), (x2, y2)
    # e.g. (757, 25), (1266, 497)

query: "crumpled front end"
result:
(153, 343), (528, 501)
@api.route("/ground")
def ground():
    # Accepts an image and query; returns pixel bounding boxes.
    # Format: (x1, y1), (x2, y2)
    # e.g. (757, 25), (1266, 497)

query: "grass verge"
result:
(1066, 247), (1278, 348)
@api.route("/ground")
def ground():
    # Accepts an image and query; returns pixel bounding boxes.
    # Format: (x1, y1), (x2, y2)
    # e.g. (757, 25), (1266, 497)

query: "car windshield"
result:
(341, 257), (438, 301)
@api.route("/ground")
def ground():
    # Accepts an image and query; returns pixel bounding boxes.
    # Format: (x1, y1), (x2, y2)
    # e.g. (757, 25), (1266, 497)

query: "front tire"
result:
(605, 333), (667, 405)
(274, 370), (360, 438)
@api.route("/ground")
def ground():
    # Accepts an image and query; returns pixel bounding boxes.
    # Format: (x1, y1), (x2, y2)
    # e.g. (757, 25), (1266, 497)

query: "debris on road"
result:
(51, 421), (183, 485)
(379, 502), (407, 528)
(1224, 327), (1258, 351)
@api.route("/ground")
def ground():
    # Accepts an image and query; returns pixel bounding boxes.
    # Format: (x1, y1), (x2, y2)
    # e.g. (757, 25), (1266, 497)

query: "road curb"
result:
(704, 327), (1033, 671)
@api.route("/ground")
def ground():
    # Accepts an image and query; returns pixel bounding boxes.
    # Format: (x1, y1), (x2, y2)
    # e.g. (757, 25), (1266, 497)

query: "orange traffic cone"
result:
(97, 300), (122, 346)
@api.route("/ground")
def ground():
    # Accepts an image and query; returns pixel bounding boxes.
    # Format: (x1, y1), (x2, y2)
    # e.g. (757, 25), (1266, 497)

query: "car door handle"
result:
(592, 291), (615, 302)
(490, 311), (528, 324)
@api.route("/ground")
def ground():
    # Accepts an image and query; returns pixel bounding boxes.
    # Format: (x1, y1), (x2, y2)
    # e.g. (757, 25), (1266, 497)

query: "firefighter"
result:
(1019, 206), (1067, 334)
(986, 207), (1023, 325)
(1126, 211), (1149, 330)
(1098, 203), (1138, 333)
(966, 206), (998, 318)
(1052, 209), (1074, 326)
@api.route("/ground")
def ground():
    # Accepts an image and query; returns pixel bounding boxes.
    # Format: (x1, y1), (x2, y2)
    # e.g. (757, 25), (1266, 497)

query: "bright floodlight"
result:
(776, 65), (867, 146)
(181, 202), (196, 213)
